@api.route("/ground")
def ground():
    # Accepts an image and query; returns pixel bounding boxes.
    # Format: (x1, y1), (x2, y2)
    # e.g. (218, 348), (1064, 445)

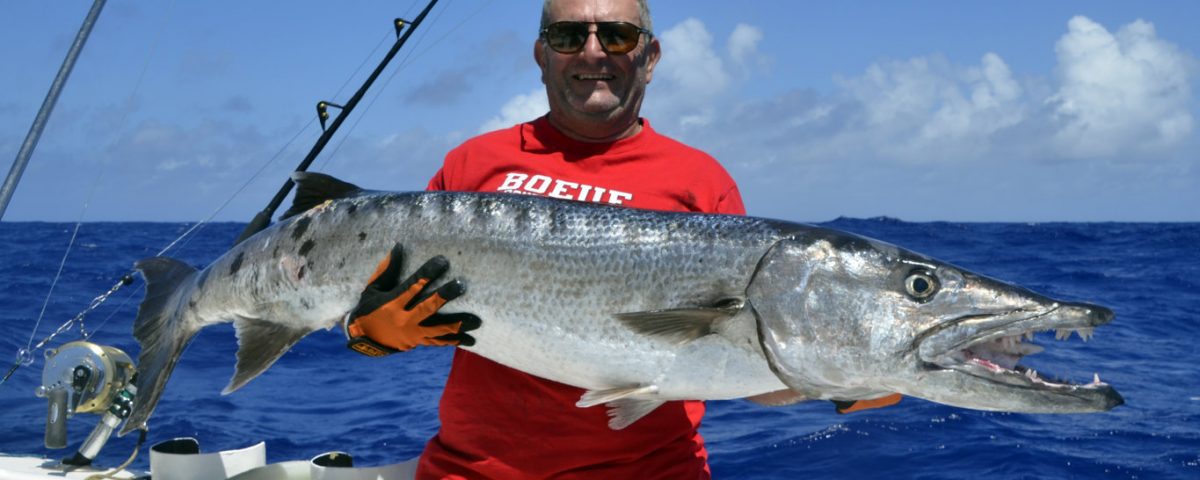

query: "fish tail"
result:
(120, 257), (201, 436)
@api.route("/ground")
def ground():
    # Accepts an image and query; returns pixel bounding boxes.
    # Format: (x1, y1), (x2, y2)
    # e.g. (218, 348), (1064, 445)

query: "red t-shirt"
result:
(417, 116), (744, 480)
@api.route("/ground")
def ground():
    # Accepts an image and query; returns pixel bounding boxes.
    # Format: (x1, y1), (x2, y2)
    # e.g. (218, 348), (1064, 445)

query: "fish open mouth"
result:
(937, 325), (1107, 390)
(922, 304), (1118, 394)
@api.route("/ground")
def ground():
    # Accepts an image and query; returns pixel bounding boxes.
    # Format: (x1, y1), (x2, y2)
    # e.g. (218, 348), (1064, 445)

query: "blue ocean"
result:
(0, 220), (1196, 478)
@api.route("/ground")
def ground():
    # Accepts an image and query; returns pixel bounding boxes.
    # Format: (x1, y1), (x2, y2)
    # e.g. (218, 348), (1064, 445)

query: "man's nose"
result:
(580, 29), (608, 59)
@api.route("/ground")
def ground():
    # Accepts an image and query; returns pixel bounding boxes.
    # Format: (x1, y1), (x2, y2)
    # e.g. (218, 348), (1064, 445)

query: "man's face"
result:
(536, 0), (660, 134)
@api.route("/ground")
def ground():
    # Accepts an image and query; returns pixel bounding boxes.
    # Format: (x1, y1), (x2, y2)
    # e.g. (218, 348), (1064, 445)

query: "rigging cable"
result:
(231, 0), (449, 245)
(143, 10), (401, 259)
(319, 0), (500, 171)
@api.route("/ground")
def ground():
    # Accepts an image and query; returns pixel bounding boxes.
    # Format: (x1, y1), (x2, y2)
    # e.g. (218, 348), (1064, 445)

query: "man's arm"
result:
(715, 185), (746, 215)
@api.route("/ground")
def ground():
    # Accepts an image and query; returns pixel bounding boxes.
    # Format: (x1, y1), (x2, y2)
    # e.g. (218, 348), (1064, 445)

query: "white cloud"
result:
(647, 18), (759, 130)
(830, 52), (1028, 163)
(1048, 16), (1195, 158)
(479, 88), (548, 133)
(657, 18), (730, 99)
(659, 15), (1193, 170)
(727, 23), (767, 77)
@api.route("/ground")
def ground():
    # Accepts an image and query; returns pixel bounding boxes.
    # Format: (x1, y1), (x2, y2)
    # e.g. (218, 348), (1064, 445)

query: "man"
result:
(345, 0), (897, 477)
(423, 1), (737, 476)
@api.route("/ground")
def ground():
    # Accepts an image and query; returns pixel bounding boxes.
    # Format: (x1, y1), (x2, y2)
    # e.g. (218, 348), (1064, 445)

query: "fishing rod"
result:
(233, 0), (441, 246)
(0, 0), (107, 221)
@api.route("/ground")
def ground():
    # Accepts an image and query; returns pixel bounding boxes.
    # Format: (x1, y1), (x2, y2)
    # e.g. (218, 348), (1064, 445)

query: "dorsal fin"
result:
(282, 172), (363, 219)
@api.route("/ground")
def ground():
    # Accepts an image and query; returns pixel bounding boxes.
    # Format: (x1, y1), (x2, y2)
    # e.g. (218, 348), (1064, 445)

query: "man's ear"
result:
(534, 39), (548, 71)
(643, 37), (661, 84)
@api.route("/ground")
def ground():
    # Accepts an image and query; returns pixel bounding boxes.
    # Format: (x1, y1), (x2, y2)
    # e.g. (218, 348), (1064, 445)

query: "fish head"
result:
(748, 228), (1123, 413)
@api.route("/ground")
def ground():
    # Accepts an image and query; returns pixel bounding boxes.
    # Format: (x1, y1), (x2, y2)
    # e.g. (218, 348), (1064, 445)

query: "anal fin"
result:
(576, 385), (666, 430)
(225, 317), (315, 394)
(605, 397), (667, 430)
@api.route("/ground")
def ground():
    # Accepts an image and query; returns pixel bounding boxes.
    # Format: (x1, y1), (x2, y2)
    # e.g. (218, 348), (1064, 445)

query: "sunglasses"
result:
(540, 21), (652, 55)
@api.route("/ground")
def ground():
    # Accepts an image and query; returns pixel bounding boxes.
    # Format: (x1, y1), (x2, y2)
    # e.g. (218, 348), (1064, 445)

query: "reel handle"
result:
(44, 387), (69, 449)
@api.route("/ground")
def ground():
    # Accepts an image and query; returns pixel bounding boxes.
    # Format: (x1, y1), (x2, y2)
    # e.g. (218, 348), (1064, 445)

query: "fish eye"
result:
(904, 270), (939, 300)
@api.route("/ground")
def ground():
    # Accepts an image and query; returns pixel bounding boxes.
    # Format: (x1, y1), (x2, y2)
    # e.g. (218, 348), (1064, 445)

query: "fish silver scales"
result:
(387, 193), (791, 398)
(397, 192), (785, 396)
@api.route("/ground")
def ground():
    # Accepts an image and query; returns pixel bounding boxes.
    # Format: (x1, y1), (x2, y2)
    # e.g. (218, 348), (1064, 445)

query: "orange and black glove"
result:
(344, 244), (481, 357)
(832, 393), (903, 414)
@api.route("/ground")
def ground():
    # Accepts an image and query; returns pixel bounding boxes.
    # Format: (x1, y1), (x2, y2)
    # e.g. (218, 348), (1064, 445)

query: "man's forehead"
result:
(545, 0), (641, 23)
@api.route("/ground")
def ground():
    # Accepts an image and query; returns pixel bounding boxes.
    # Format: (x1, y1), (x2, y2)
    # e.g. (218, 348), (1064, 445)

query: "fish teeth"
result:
(1051, 327), (1097, 341)
(1024, 331), (1035, 341)
(1015, 343), (1044, 356)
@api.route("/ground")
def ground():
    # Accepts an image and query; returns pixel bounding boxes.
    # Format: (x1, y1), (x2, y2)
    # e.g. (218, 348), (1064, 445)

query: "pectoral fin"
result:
(615, 298), (744, 344)
(225, 317), (315, 394)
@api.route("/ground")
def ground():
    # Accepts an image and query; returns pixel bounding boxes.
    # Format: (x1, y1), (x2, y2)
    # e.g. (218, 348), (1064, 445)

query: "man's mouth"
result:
(573, 73), (615, 81)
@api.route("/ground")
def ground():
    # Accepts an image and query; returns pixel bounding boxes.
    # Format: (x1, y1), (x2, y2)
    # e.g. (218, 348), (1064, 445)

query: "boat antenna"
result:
(0, 0), (107, 221)
(232, 0), (441, 246)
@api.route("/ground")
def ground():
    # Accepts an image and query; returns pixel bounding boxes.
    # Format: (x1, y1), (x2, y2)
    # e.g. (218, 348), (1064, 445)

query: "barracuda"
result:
(120, 173), (1123, 436)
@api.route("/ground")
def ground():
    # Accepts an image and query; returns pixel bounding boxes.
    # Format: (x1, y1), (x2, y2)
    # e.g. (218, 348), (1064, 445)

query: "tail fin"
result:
(120, 257), (201, 436)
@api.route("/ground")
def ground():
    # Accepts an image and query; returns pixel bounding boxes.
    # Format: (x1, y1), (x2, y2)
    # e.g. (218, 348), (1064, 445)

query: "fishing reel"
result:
(34, 340), (137, 466)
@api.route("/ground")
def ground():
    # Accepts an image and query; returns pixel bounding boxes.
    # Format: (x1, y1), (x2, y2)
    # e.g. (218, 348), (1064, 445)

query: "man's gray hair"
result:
(540, 0), (653, 33)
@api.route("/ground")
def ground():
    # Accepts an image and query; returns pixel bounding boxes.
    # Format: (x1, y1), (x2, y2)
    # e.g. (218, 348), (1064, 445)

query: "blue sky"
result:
(2, 1), (1197, 222)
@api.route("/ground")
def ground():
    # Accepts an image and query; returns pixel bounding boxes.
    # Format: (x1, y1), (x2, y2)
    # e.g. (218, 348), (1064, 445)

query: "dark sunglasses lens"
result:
(544, 22), (644, 54)
(596, 23), (642, 54)
(545, 22), (588, 53)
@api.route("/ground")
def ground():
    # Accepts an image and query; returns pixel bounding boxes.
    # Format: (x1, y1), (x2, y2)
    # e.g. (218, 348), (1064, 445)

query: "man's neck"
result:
(547, 114), (643, 143)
